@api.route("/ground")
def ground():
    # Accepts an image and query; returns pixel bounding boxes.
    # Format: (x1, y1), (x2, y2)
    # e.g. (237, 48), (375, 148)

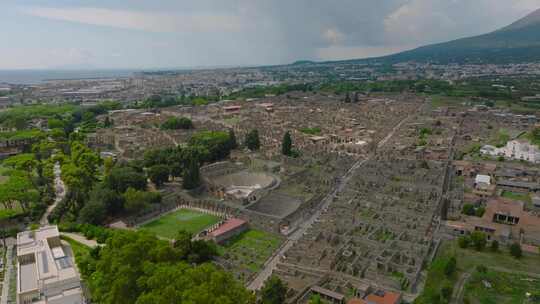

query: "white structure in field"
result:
(480, 139), (540, 163)
(16, 226), (84, 304)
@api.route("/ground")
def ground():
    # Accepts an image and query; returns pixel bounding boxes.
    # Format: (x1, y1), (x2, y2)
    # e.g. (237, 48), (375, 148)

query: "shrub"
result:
(509, 242), (522, 259)
(476, 265), (487, 274)
(458, 236), (471, 248)
(490, 240), (499, 252)
(470, 231), (487, 251)
(444, 256), (457, 277)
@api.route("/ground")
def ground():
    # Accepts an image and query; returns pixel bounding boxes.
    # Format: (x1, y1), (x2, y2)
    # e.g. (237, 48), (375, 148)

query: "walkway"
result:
(40, 162), (65, 226)
(1, 245), (14, 304)
(451, 272), (471, 304)
(61, 233), (99, 249)
(247, 114), (412, 290)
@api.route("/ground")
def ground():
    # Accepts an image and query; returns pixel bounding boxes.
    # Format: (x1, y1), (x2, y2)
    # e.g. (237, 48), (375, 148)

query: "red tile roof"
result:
(209, 218), (247, 237)
(365, 291), (401, 304)
(348, 298), (368, 304)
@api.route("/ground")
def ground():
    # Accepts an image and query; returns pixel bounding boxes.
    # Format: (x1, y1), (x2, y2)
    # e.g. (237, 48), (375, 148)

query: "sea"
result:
(0, 69), (139, 85)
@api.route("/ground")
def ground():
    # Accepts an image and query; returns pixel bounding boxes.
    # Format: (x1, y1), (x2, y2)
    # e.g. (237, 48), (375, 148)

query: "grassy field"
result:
(139, 209), (221, 239)
(415, 240), (540, 304)
(502, 191), (531, 203)
(464, 270), (540, 304)
(218, 229), (281, 275)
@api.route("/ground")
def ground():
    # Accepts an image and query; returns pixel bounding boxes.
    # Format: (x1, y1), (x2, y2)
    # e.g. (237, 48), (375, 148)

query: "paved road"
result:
(247, 115), (411, 290)
(40, 162), (65, 226)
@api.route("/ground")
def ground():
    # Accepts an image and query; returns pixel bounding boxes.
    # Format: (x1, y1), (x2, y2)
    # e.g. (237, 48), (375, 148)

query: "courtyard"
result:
(139, 208), (221, 239)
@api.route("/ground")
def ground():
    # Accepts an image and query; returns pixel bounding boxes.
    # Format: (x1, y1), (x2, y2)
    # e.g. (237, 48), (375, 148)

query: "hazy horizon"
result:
(2, 0), (540, 70)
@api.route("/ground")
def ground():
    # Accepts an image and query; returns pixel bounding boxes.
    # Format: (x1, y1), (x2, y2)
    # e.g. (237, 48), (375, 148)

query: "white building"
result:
(480, 140), (540, 163)
(16, 226), (84, 304)
(475, 174), (491, 187)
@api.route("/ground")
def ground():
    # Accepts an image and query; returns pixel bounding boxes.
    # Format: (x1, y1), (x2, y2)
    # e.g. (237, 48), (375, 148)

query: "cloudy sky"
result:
(1, 0), (540, 69)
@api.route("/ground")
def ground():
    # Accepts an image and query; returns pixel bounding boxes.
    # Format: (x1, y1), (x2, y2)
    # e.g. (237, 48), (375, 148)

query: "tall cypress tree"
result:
(344, 92), (351, 103)
(282, 131), (292, 156)
(183, 156), (200, 190)
(228, 129), (238, 150)
(245, 129), (260, 151)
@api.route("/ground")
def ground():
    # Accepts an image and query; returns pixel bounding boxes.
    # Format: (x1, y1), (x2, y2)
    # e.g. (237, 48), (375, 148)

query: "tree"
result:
(344, 92), (351, 103)
(490, 240), (499, 252)
(79, 200), (107, 225)
(462, 204), (475, 216)
(123, 188), (162, 215)
(470, 231), (487, 251)
(189, 131), (233, 162)
(444, 256), (457, 277)
(476, 265), (488, 273)
(103, 116), (113, 128)
(160, 117), (193, 130)
(228, 129), (238, 150)
(308, 295), (322, 304)
(183, 157), (200, 190)
(282, 131), (292, 156)
(354, 92), (360, 103)
(245, 129), (260, 151)
(86, 231), (254, 304)
(458, 236), (471, 248)
(260, 276), (287, 304)
(89, 185), (124, 216)
(440, 284), (453, 301)
(147, 165), (169, 188)
(103, 156), (114, 175)
(104, 166), (147, 193)
(509, 242), (522, 259)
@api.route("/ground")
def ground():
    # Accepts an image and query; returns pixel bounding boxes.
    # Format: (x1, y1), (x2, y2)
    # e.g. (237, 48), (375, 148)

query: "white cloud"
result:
(21, 6), (243, 33)
(322, 28), (345, 45)
(383, 0), (540, 46)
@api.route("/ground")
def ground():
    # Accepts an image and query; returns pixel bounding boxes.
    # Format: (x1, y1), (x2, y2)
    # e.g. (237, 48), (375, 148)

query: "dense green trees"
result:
(228, 129), (238, 150)
(147, 165), (169, 187)
(160, 117), (193, 130)
(260, 276), (287, 304)
(104, 166), (147, 193)
(82, 230), (254, 304)
(245, 129), (260, 151)
(183, 157), (201, 190)
(123, 188), (162, 214)
(282, 131), (292, 156)
(189, 131), (233, 162)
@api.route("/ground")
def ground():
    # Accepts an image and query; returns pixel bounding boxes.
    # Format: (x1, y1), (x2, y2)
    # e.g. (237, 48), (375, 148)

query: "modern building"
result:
(480, 140), (540, 163)
(16, 226), (84, 304)
(445, 198), (540, 247)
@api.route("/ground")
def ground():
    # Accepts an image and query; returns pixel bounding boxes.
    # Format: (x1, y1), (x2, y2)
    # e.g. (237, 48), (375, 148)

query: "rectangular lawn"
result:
(218, 229), (282, 278)
(139, 209), (221, 239)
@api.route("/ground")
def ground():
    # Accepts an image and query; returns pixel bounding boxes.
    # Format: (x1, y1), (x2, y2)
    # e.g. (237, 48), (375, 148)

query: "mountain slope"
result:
(379, 8), (540, 64)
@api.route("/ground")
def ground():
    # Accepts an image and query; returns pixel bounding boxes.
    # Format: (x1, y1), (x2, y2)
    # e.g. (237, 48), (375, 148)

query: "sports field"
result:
(139, 209), (221, 239)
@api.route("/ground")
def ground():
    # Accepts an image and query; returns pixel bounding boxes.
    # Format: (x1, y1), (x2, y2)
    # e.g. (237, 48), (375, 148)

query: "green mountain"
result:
(381, 8), (540, 64)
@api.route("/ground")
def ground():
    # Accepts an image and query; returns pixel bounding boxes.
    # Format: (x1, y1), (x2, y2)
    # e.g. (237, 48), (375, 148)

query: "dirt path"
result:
(40, 162), (65, 226)
(451, 272), (471, 304)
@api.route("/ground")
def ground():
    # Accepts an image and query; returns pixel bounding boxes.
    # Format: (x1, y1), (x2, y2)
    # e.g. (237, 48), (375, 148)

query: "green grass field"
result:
(415, 240), (540, 304)
(218, 229), (281, 276)
(464, 270), (540, 304)
(502, 191), (531, 203)
(139, 209), (221, 239)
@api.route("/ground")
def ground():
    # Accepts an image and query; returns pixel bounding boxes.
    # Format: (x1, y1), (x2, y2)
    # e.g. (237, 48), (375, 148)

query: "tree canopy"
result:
(83, 230), (254, 304)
